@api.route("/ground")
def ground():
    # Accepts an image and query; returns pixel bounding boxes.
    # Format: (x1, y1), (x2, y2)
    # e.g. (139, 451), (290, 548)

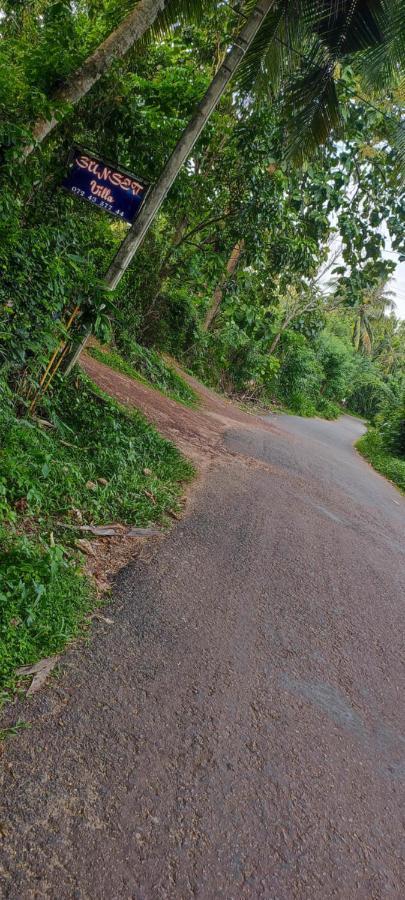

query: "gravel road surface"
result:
(1, 394), (404, 898)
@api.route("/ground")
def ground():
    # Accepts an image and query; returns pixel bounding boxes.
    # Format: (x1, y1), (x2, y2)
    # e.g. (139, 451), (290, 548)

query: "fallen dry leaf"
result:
(93, 576), (111, 594)
(90, 613), (114, 625)
(79, 525), (118, 536)
(35, 417), (55, 430)
(16, 655), (60, 695)
(76, 538), (98, 556)
(79, 524), (161, 538)
(100, 523), (127, 532)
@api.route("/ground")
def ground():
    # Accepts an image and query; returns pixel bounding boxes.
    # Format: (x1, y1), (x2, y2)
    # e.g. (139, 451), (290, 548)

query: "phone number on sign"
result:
(70, 186), (127, 216)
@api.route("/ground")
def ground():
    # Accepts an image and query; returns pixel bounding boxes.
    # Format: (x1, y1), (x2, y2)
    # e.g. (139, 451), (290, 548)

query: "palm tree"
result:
(353, 281), (396, 354)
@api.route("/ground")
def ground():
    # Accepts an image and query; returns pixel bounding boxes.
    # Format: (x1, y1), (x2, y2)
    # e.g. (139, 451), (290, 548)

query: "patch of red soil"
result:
(81, 352), (277, 469)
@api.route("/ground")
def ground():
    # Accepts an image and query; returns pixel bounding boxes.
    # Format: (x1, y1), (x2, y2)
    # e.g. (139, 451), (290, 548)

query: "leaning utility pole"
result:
(103, 0), (274, 289)
(64, 0), (274, 373)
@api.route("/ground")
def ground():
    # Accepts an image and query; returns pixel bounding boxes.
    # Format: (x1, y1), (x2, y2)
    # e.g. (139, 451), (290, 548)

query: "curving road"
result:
(1, 411), (404, 898)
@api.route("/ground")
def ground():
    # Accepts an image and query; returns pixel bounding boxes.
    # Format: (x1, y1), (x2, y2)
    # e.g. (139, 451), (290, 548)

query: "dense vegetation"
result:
(0, 1), (404, 693)
(0, 372), (193, 697)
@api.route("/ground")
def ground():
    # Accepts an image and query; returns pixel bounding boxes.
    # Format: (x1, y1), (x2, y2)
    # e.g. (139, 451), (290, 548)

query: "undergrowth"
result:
(356, 430), (405, 493)
(0, 372), (194, 700)
(88, 342), (199, 408)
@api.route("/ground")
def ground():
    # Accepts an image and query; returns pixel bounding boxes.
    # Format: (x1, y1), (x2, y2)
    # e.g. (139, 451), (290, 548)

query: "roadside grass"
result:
(0, 372), (194, 700)
(0, 720), (29, 742)
(236, 397), (341, 420)
(356, 429), (405, 493)
(88, 342), (199, 408)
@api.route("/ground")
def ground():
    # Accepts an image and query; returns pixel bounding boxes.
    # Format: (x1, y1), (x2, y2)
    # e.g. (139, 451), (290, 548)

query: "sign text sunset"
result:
(62, 148), (149, 223)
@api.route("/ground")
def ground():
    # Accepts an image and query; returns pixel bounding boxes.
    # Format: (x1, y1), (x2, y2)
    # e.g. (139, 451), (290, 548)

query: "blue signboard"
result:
(62, 147), (149, 224)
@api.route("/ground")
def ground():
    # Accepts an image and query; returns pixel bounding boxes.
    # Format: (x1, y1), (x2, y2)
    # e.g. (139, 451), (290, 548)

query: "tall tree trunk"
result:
(63, 0), (274, 374)
(268, 330), (282, 355)
(23, 0), (167, 158)
(203, 240), (245, 331)
(138, 213), (189, 334)
(144, 208), (231, 327)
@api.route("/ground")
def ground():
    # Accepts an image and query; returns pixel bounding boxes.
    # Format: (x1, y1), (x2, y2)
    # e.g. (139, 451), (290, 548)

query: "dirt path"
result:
(1, 360), (404, 899)
(80, 353), (279, 468)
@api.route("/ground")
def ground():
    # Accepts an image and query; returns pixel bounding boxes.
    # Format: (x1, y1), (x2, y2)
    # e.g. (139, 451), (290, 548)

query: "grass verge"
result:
(88, 342), (199, 408)
(356, 429), (405, 493)
(0, 372), (194, 701)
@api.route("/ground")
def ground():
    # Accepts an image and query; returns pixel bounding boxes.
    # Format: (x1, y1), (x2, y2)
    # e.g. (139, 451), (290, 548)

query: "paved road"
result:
(1, 414), (404, 899)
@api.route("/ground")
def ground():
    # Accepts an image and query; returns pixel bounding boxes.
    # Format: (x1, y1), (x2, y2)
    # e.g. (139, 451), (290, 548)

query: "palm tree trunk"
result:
(103, 0), (275, 291)
(23, 0), (167, 158)
(203, 240), (245, 331)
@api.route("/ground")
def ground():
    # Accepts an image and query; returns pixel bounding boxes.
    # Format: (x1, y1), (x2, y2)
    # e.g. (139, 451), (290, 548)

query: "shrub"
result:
(378, 395), (405, 459)
(346, 374), (394, 418)
(357, 430), (405, 492)
(278, 335), (323, 413)
(315, 332), (354, 401)
(316, 397), (341, 419)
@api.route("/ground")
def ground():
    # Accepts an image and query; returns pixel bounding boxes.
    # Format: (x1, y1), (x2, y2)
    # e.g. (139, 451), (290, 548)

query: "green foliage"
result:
(89, 342), (198, 407)
(346, 372), (395, 418)
(376, 394), (405, 458)
(0, 529), (92, 698)
(0, 372), (193, 697)
(1, 373), (194, 528)
(277, 335), (323, 415)
(357, 430), (405, 492)
(316, 397), (341, 420)
(315, 332), (354, 401)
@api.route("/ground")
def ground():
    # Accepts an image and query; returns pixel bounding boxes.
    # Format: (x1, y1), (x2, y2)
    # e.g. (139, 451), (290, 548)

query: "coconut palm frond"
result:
(238, 0), (403, 162)
(158, 0), (212, 27)
(236, 2), (309, 96)
(283, 60), (342, 162)
(139, 0), (217, 42)
(368, 281), (398, 316)
(352, 0), (405, 89)
(306, 0), (386, 55)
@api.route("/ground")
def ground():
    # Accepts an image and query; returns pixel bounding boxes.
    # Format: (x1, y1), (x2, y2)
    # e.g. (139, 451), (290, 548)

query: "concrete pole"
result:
(64, 0), (274, 374)
(102, 0), (274, 291)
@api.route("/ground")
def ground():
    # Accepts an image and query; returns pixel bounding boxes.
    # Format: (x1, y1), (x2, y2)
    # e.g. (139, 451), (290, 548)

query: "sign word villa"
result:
(62, 149), (149, 224)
